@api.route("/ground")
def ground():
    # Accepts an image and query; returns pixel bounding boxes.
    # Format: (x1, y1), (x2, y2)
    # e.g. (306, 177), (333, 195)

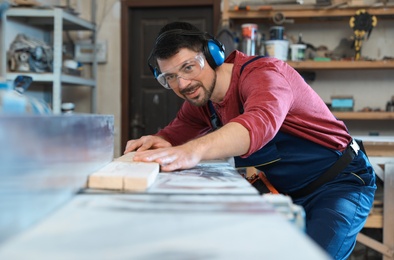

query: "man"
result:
(124, 21), (376, 259)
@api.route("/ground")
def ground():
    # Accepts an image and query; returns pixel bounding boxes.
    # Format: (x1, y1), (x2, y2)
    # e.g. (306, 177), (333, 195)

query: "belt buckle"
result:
(350, 139), (360, 156)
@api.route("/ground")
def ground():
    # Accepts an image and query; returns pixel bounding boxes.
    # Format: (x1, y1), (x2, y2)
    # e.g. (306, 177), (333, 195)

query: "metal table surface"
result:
(0, 192), (331, 260)
(0, 158), (331, 260)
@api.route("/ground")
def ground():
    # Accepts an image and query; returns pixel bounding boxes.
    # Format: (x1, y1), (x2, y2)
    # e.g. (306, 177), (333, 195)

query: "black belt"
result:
(288, 139), (361, 199)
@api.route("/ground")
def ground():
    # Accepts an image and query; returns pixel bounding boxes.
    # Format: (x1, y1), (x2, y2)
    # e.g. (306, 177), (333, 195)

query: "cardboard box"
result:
(331, 95), (354, 111)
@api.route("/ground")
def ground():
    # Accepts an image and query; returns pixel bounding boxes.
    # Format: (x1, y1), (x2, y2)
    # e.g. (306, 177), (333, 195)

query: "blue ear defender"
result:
(147, 53), (160, 79)
(207, 39), (225, 67)
(153, 68), (159, 79)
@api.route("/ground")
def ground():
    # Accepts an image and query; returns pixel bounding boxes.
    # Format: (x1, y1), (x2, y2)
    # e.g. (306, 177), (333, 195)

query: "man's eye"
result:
(165, 74), (176, 81)
(183, 64), (195, 73)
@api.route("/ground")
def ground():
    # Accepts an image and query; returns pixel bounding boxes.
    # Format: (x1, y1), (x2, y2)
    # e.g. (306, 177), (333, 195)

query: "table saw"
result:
(0, 115), (332, 259)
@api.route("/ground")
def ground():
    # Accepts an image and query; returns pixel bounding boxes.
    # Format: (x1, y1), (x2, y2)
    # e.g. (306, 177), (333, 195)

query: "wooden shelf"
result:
(225, 6), (394, 20)
(6, 8), (95, 31)
(6, 72), (96, 87)
(287, 60), (394, 70)
(332, 112), (394, 120)
(357, 136), (394, 157)
(1, 8), (97, 114)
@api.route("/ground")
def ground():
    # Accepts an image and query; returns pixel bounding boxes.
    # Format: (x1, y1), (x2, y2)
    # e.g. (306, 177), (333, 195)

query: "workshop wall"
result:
(284, 20), (394, 112)
(225, 0), (394, 137)
(285, 18), (393, 136)
(71, 0), (394, 156)
(7, 1), (390, 151)
(61, 0), (122, 157)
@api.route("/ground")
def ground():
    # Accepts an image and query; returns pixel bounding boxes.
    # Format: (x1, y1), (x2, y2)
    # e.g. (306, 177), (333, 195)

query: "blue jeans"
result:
(293, 152), (376, 260)
(236, 132), (376, 259)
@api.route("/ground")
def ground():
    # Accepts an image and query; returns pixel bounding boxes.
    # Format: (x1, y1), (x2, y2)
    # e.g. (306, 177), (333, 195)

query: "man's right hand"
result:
(124, 135), (172, 154)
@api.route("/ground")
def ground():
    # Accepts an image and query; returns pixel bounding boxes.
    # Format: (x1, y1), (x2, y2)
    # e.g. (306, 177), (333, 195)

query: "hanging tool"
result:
(272, 12), (294, 24)
(349, 9), (377, 60)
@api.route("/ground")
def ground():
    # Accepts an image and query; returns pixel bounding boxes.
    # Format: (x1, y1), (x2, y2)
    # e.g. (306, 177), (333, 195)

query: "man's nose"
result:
(177, 76), (191, 89)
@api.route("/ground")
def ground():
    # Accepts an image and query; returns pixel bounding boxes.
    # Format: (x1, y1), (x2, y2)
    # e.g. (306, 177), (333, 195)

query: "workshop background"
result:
(2, 0), (393, 157)
(75, 0), (393, 158)
(1, 0), (393, 259)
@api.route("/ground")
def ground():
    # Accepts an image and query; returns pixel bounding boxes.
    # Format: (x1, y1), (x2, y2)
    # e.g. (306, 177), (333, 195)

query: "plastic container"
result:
(269, 26), (284, 40)
(241, 23), (258, 56)
(265, 40), (289, 61)
(61, 102), (75, 114)
(290, 44), (307, 61)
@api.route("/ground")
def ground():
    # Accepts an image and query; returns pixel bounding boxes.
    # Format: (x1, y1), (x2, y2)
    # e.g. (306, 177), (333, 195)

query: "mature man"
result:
(124, 22), (375, 259)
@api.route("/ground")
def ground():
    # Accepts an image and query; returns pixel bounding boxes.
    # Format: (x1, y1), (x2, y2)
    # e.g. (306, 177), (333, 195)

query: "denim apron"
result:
(234, 131), (376, 259)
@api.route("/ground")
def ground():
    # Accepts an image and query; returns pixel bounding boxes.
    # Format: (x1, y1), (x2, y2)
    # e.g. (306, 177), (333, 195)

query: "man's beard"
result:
(182, 72), (216, 107)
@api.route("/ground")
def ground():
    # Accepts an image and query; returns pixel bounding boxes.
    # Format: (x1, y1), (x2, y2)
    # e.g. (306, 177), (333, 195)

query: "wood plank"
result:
(352, 136), (394, 157)
(114, 152), (136, 162)
(226, 6), (394, 19)
(88, 152), (159, 191)
(88, 162), (128, 190)
(287, 60), (394, 70)
(332, 112), (394, 120)
(123, 162), (159, 191)
(356, 233), (393, 257)
(363, 213), (383, 228)
(364, 145), (394, 157)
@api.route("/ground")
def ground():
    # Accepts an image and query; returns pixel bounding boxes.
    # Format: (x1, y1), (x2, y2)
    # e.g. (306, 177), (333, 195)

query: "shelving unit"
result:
(0, 7), (97, 114)
(333, 111), (394, 120)
(222, 1), (394, 123)
(223, 4), (394, 19)
(222, 2), (394, 259)
(287, 60), (394, 70)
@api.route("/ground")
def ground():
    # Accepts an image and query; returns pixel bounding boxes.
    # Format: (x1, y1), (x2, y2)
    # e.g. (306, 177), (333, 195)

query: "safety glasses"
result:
(156, 53), (205, 89)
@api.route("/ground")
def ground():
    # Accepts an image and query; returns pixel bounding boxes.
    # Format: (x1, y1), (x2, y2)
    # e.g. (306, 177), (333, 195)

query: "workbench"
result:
(5, 116), (391, 259)
(0, 157), (330, 259)
(355, 136), (394, 260)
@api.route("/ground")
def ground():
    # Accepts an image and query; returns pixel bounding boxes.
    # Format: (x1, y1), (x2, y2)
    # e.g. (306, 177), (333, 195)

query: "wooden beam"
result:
(357, 233), (394, 258)
(88, 152), (159, 191)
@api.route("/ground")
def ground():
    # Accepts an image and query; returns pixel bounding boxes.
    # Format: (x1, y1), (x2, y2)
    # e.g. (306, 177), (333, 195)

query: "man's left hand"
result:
(133, 143), (202, 172)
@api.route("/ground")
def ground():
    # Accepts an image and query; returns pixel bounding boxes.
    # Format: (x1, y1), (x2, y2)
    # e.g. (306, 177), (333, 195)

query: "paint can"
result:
(265, 40), (289, 61)
(290, 44), (307, 61)
(241, 23), (258, 55)
(269, 26), (284, 40)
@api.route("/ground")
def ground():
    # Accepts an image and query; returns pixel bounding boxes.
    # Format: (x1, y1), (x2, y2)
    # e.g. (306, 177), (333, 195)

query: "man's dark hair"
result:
(152, 22), (206, 61)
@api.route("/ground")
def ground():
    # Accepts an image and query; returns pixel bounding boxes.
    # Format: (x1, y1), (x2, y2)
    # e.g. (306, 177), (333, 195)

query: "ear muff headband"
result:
(147, 29), (225, 78)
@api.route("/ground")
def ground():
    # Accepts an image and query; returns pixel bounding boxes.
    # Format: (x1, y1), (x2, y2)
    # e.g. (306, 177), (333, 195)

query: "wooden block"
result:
(88, 162), (128, 190)
(124, 162), (159, 191)
(88, 152), (159, 191)
(114, 152), (135, 162)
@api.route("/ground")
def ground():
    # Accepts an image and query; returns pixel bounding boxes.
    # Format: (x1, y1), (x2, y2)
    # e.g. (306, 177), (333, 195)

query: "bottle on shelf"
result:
(241, 23), (258, 56)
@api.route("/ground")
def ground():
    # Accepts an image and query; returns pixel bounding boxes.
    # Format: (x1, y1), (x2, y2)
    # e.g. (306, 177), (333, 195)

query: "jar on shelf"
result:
(241, 23), (258, 56)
